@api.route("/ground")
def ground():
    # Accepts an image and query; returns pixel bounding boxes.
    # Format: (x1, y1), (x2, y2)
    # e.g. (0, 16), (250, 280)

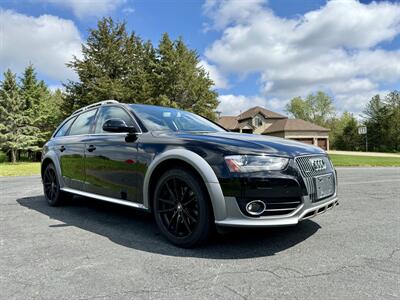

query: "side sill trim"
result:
(60, 187), (148, 210)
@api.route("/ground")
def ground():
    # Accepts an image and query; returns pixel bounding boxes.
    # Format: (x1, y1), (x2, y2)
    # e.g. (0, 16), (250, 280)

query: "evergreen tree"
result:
(333, 114), (362, 150)
(364, 95), (390, 151)
(154, 34), (218, 119)
(19, 65), (60, 156)
(364, 92), (400, 152)
(65, 18), (133, 111)
(65, 18), (219, 119)
(385, 91), (400, 151)
(0, 70), (40, 162)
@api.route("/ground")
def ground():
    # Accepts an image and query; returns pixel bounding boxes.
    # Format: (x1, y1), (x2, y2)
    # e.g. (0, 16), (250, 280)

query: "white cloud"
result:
(0, 10), (82, 81)
(218, 94), (285, 116)
(122, 7), (135, 14)
(203, 0), (266, 30)
(198, 60), (229, 89)
(39, 0), (126, 18)
(204, 0), (400, 114)
(335, 89), (390, 115)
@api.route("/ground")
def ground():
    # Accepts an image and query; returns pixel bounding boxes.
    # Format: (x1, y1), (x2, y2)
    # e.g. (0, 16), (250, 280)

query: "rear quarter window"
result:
(68, 109), (98, 136)
(54, 117), (76, 138)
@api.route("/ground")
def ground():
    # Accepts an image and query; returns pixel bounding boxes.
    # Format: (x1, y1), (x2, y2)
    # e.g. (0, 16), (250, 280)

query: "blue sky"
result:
(1, 0), (400, 116)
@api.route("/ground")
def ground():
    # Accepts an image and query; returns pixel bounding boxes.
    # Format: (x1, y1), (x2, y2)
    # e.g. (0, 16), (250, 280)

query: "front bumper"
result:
(215, 193), (338, 227)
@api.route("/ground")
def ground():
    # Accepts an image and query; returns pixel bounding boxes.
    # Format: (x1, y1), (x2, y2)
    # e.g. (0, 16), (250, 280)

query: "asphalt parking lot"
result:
(1, 168), (399, 299)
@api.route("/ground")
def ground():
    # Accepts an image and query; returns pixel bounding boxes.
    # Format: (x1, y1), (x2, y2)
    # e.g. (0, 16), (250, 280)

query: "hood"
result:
(152, 131), (326, 157)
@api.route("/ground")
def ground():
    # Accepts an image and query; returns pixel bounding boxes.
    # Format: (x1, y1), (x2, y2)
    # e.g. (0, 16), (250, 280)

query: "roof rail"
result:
(72, 100), (119, 116)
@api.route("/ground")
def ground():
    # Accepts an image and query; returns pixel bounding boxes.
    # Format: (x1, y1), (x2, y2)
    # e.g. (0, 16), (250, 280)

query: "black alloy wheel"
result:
(43, 163), (70, 206)
(153, 167), (212, 247)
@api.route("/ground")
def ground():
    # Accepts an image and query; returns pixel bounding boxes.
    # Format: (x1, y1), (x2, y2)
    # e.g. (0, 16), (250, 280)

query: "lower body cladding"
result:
(214, 170), (338, 227)
(215, 194), (338, 227)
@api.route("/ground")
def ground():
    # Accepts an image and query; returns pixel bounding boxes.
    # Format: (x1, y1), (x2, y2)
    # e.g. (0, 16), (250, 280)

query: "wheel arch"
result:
(143, 149), (227, 221)
(41, 152), (64, 187)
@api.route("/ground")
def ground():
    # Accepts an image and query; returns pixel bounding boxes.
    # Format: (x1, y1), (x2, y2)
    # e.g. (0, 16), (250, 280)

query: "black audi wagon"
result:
(41, 100), (338, 247)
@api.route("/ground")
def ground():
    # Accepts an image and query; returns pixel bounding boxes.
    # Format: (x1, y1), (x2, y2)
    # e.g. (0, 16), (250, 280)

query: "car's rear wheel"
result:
(43, 163), (72, 206)
(153, 167), (212, 247)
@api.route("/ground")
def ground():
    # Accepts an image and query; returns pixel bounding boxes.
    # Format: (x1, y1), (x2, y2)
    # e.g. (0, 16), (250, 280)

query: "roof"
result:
(237, 122), (255, 129)
(217, 116), (255, 130)
(237, 106), (287, 121)
(263, 119), (330, 134)
(218, 116), (239, 129)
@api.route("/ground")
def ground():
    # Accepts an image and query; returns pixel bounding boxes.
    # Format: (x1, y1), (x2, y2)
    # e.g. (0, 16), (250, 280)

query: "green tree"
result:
(385, 91), (400, 151)
(332, 113), (362, 150)
(19, 65), (63, 159)
(364, 95), (389, 151)
(154, 34), (218, 119)
(327, 111), (354, 149)
(65, 18), (219, 119)
(286, 91), (335, 126)
(364, 92), (400, 152)
(64, 18), (135, 113)
(0, 70), (40, 162)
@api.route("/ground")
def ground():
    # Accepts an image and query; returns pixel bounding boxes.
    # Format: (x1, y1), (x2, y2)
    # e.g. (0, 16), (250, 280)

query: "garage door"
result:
(292, 138), (314, 145)
(317, 138), (328, 150)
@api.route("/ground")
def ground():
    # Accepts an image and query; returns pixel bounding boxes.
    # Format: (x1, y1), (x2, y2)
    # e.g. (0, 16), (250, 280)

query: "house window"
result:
(255, 116), (263, 127)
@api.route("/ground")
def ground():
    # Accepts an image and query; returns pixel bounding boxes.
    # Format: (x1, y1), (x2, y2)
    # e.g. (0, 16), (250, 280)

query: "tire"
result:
(42, 163), (72, 206)
(153, 167), (213, 247)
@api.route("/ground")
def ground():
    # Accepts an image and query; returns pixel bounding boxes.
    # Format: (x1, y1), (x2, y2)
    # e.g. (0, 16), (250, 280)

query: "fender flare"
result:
(142, 149), (227, 221)
(41, 151), (65, 188)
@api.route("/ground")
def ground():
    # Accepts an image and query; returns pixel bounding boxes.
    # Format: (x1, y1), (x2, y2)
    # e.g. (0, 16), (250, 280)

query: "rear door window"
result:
(68, 109), (97, 136)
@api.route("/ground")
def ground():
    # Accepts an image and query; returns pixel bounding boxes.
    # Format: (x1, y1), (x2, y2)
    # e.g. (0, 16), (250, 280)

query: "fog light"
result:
(245, 200), (266, 216)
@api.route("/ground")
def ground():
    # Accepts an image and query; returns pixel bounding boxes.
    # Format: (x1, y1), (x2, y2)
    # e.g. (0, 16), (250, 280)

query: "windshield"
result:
(130, 104), (225, 132)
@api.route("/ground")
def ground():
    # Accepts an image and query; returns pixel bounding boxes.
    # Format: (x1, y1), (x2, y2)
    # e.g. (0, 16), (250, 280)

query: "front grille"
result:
(295, 155), (336, 202)
(237, 197), (302, 217)
(295, 155), (333, 177)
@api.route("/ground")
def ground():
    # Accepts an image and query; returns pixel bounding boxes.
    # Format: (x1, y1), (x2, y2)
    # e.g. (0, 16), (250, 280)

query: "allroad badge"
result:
(310, 158), (326, 171)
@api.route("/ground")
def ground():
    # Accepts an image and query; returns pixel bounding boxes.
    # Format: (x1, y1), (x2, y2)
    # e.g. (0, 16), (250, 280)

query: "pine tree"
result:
(154, 34), (218, 119)
(19, 65), (59, 157)
(65, 18), (219, 119)
(385, 91), (400, 151)
(333, 114), (362, 150)
(0, 70), (40, 162)
(64, 17), (148, 112)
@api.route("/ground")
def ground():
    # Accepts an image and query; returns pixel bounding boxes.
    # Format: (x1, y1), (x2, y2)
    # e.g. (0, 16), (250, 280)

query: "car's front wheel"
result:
(153, 167), (213, 247)
(43, 163), (72, 206)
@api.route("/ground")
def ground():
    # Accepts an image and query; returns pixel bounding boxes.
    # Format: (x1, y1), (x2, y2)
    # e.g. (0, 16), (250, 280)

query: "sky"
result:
(1, 0), (400, 117)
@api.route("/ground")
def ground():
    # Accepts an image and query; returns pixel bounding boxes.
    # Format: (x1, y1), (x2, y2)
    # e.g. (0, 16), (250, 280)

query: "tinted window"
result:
(95, 106), (135, 133)
(130, 104), (225, 132)
(68, 109), (97, 136)
(54, 117), (76, 137)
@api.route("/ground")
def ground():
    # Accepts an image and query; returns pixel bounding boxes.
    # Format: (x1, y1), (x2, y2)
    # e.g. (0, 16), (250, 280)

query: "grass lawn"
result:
(0, 162), (40, 176)
(329, 154), (400, 167)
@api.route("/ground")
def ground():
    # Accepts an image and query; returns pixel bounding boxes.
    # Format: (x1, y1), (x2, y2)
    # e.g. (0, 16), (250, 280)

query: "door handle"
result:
(87, 145), (96, 152)
(59, 145), (66, 152)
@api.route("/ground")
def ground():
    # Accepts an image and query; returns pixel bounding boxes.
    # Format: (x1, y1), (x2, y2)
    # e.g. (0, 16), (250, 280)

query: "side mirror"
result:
(102, 118), (137, 134)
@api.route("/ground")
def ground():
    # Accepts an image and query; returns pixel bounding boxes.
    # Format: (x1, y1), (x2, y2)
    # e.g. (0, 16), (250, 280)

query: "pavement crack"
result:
(224, 285), (248, 300)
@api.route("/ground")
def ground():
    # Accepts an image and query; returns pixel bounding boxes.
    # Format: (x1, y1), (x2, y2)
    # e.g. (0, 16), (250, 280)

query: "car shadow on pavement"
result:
(17, 195), (321, 259)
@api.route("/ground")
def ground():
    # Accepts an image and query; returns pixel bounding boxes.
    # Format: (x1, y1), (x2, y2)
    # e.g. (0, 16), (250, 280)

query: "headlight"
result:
(224, 155), (289, 173)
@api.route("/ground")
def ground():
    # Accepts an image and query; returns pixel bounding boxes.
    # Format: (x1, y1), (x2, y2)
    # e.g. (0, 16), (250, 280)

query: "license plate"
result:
(314, 173), (334, 200)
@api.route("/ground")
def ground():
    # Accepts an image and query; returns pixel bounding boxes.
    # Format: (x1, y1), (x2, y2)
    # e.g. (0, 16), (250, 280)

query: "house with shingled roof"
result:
(218, 106), (330, 150)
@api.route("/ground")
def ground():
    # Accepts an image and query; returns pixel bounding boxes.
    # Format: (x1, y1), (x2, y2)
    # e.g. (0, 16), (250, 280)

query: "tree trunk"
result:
(11, 149), (17, 163)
